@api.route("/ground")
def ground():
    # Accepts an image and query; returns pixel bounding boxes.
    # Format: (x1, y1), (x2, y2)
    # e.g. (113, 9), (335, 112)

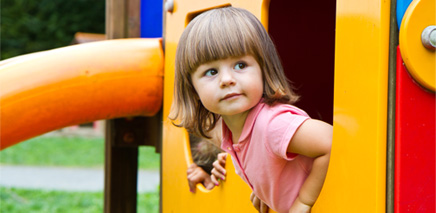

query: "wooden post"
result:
(104, 0), (162, 212)
(104, 115), (161, 212)
(104, 118), (140, 213)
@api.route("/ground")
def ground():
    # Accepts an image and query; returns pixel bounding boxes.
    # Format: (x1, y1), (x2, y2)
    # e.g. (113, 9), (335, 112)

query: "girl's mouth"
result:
(221, 93), (241, 101)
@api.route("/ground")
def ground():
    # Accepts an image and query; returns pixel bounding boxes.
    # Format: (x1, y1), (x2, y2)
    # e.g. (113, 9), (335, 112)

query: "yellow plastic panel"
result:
(399, 0), (435, 91)
(313, 0), (390, 212)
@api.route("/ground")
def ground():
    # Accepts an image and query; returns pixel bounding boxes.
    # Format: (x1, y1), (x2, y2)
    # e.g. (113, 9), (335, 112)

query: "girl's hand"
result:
(211, 153), (227, 186)
(288, 197), (312, 213)
(250, 192), (269, 213)
(187, 163), (215, 193)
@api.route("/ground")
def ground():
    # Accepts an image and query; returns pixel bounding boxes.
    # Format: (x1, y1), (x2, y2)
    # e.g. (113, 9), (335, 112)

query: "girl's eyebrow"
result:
(192, 64), (210, 75)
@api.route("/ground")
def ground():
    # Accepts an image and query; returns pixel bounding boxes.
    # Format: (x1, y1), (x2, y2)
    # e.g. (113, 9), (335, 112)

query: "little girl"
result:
(170, 7), (332, 213)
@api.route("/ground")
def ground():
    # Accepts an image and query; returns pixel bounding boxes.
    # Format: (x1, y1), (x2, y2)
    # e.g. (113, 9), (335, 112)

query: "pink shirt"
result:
(221, 102), (313, 213)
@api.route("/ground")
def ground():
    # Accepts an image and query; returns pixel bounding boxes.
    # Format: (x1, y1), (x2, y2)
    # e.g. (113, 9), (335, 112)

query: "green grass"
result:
(0, 187), (159, 213)
(0, 135), (160, 170)
(0, 134), (160, 212)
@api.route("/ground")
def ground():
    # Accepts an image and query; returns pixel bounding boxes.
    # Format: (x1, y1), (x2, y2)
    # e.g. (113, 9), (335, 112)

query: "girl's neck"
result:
(221, 110), (250, 144)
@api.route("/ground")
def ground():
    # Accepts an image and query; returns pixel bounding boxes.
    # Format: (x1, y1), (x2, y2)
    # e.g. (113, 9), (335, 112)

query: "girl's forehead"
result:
(190, 54), (260, 74)
(188, 47), (256, 66)
(195, 54), (248, 66)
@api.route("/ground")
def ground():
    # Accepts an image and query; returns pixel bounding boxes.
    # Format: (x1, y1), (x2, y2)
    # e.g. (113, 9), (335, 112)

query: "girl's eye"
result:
(234, 62), (246, 70)
(204, 69), (218, 76)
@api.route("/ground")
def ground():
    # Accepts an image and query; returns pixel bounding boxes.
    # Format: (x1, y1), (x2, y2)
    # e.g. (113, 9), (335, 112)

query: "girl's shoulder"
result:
(247, 102), (310, 138)
(253, 102), (310, 134)
(261, 102), (309, 118)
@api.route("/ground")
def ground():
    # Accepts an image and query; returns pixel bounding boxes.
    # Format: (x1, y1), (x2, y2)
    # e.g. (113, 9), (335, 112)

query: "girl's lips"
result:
(221, 93), (241, 101)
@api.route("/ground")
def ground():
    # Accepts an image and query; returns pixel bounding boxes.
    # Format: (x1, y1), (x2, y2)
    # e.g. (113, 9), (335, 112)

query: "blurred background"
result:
(1, 0), (104, 59)
(0, 1), (160, 212)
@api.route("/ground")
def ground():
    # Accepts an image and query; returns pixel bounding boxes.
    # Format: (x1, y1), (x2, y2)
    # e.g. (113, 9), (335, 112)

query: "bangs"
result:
(180, 8), (263, 73)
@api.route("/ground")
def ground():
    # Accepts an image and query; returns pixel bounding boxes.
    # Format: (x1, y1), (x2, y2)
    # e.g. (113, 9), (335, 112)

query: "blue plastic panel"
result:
(396, 0), (412, 29)
(141, 0), (163, 38)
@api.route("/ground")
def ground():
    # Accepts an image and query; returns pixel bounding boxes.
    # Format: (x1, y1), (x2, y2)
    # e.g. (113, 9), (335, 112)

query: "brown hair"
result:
(189, 134), (222, 174)
(170, 7), (299, 138)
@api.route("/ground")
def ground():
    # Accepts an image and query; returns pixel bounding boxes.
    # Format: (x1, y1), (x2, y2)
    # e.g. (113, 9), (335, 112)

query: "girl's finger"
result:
(250, 192), (255, 202)
(260, 202), (269, 213)
(211, 173), (220, 186)
(217, 153), (227, 162)
(187, 175), (196, 193)
(252, 196), (261, 211)
(211, 168), (221, 181)
(203, 176), (215, 190)
(211, 168), (226, 181)
(212, 161), (227, 177)
(187, 167), (194, 175)
(187, 170), (199, 181)
(187, 163), (197, 175)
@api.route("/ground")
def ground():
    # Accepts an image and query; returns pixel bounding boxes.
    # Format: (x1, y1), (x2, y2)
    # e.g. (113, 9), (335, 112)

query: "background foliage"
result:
(1, 0), (105, 60)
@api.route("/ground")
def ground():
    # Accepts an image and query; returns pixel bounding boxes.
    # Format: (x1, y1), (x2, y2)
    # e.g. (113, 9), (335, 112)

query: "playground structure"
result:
(0, 0), (434, 212)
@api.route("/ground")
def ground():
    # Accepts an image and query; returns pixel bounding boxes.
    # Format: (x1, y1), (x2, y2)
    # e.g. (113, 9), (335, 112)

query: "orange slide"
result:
(0, 38), (164, 150)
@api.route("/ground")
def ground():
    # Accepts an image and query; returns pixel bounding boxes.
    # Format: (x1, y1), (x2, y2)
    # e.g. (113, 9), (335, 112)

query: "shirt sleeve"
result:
(266, 111), (309, 160)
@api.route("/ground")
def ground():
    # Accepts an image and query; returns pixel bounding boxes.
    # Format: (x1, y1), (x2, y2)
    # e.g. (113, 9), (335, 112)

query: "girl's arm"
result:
(287, 119), (332, 212)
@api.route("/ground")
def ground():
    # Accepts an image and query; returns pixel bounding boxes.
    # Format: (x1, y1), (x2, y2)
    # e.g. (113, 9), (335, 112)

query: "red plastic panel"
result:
(395, 46), (435, 212)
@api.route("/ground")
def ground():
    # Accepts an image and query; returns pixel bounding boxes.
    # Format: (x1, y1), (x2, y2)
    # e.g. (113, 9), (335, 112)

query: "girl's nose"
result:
(219, 69), (236, 88)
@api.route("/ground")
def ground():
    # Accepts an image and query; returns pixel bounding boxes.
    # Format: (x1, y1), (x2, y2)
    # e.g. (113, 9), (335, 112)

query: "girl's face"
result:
(191, 55), (264, 117)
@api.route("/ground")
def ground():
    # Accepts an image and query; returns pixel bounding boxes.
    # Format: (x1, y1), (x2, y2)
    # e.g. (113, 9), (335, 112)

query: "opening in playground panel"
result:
(268, 0), (336, 125)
